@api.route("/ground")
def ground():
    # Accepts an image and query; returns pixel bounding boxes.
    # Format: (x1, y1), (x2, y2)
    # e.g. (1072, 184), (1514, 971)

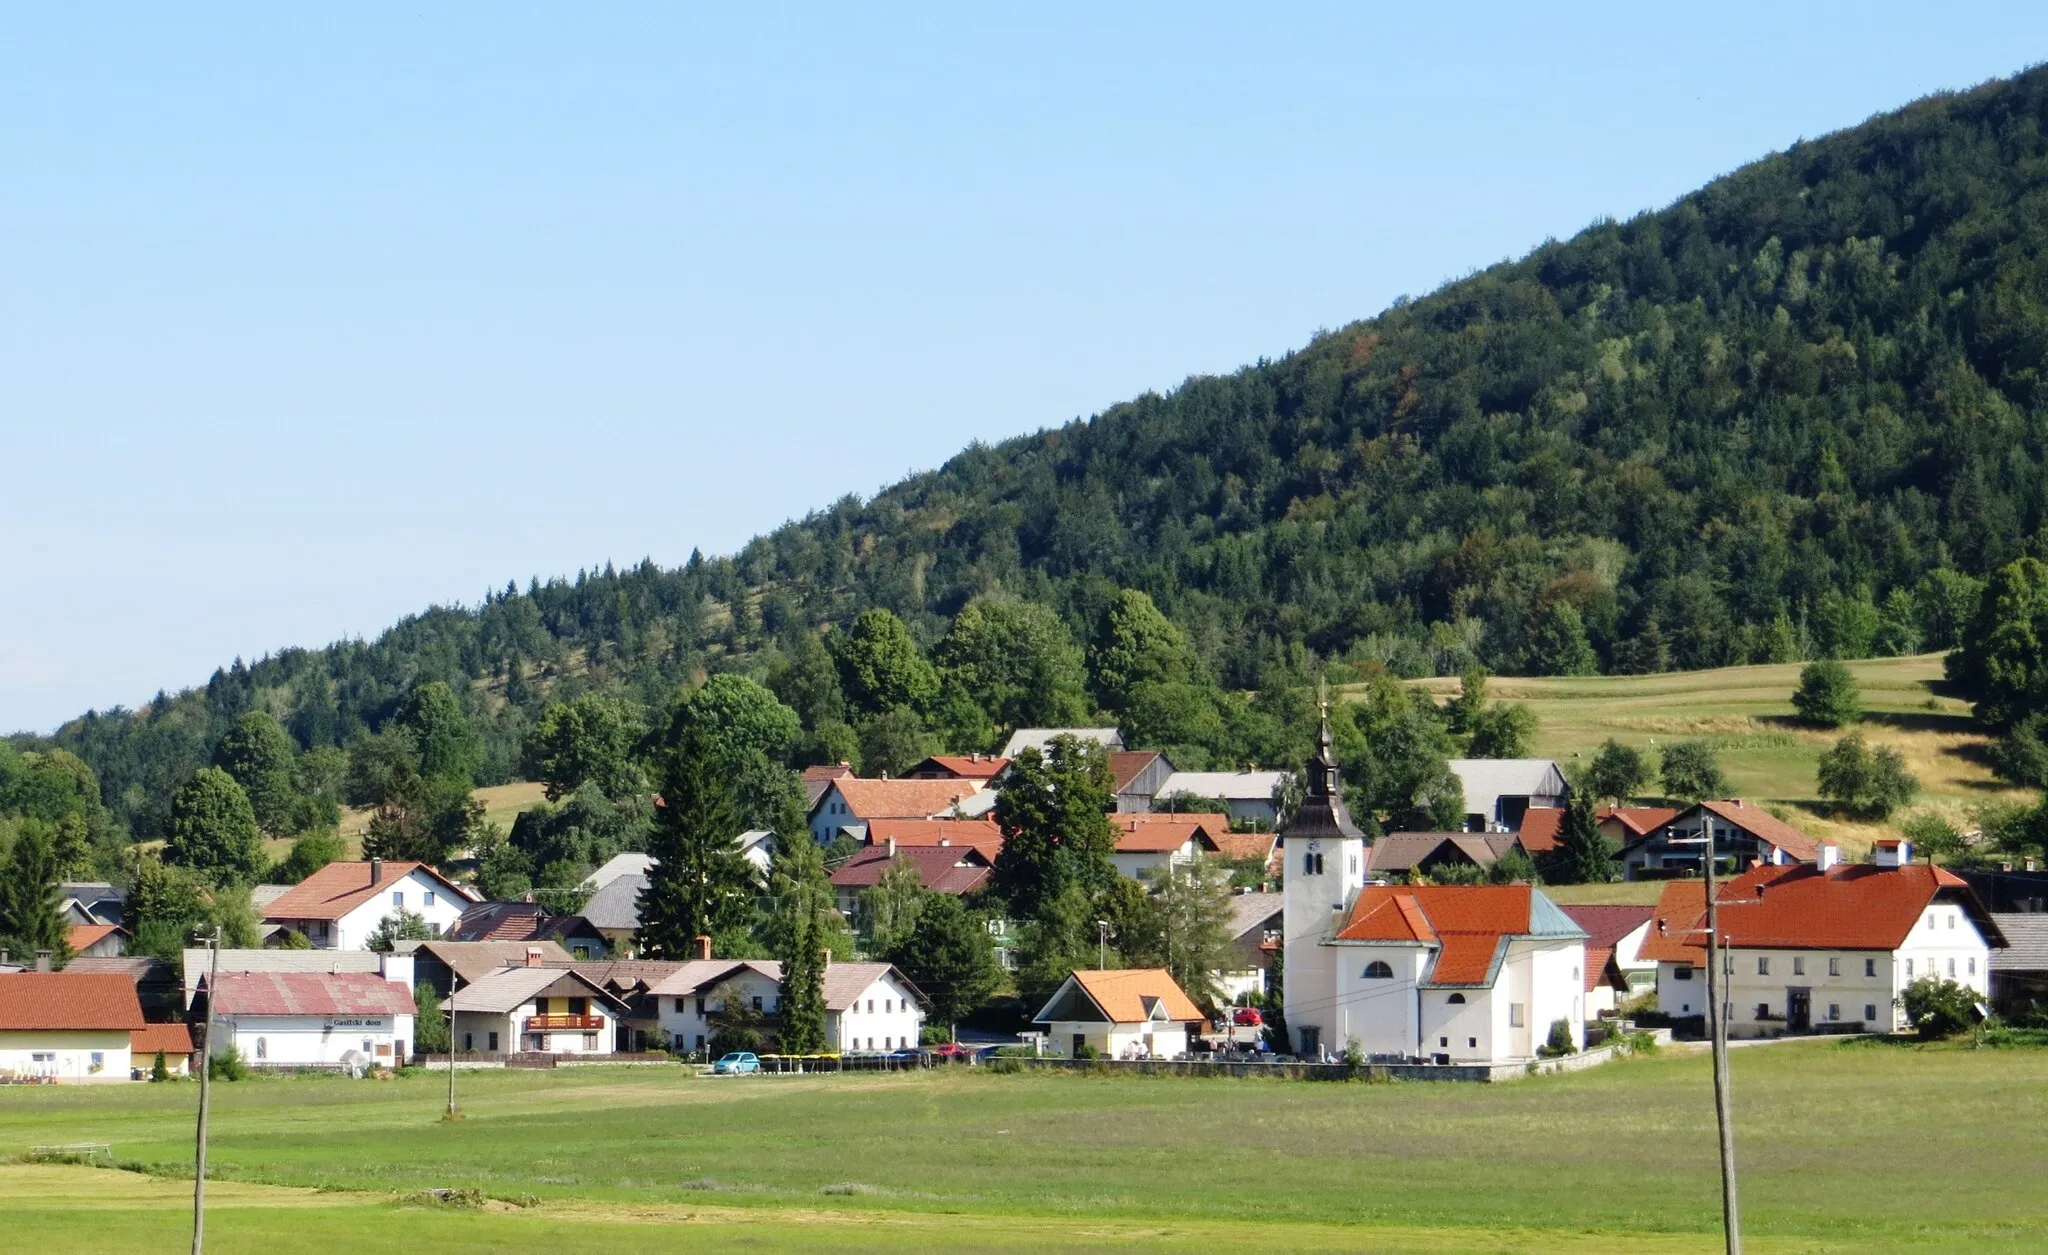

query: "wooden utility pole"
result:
(1700, 813), (1742, 1255)
(191, 929), (220, 1255)
(445, 980), (459, 1120)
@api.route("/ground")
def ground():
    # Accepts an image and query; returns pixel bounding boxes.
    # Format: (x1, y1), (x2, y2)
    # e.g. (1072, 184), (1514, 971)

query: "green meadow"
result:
(2, 1039), (2044, 1252)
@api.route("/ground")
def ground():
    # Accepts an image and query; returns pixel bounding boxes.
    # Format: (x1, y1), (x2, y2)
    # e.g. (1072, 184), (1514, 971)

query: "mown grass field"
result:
(3, 1040), (2045, 1252)
(1410, 653), (2033, 857)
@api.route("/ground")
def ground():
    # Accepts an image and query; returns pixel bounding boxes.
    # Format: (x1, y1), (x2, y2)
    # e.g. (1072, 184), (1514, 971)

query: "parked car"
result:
(1231, 1007), (1264, 1026)
(927, 1042), (972, 1060)
(713, 1051), (761, 1075)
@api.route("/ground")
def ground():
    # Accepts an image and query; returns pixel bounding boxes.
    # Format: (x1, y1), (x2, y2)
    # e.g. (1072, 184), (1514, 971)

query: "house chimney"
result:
(820, 947), (831, 971)
(34, 949), (52, 972)
(370, 857), (384, 884)
(886, 837), (897, 857)
(1874, 839), (1911, 869)
(1818, 844), (1841, 872)
(694, 934), (713, 962)
(524, 946), (543, 968)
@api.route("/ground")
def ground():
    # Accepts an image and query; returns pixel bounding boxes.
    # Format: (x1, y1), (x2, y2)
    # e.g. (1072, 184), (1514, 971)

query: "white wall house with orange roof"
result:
(1032, 968), (1202, 1059)
(1643, 841), (2002, 1036)
(261, 858), (473, 950)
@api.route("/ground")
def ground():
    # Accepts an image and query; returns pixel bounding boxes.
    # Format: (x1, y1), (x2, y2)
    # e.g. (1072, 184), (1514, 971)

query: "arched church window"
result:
(1445, 992), (1466, 1004)
(1362, 961), (1394, 979)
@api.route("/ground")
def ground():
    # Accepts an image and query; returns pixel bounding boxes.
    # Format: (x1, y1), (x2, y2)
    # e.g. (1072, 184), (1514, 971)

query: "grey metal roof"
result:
(1225, 893), (1283, 941)
(580, 873), (647, 931)
(1158, 771), (1289, 802)
(183, 947), (382, 996)
(1990, 914), (2048, 971)
(1001, 728), (1125, 757)
(1527, 890), (1592, 939)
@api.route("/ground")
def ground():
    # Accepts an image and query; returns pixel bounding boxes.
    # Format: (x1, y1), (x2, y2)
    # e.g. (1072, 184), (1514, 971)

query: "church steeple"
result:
(1282, 682), (1366, 843)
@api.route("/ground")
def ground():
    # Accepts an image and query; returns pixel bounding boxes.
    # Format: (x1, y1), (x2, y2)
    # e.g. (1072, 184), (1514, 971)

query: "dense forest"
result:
(17, 65), (2048, 850)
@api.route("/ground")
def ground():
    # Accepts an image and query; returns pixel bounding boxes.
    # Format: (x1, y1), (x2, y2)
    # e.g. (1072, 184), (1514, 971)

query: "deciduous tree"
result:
(165, 767), (265, 887)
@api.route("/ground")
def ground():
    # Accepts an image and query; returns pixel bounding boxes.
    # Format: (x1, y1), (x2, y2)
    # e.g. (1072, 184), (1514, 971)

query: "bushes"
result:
(1817, 733), (1917, 818)
(208, 1044), (247, 1081)
(1538, 1019), (1577, 1058)
(1897, 977), (1978, 1040)
(1792, 661), (1860, 727)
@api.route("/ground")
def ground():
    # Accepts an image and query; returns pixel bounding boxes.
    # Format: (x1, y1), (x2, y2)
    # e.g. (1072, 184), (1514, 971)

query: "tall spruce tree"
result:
(768, 831), (833, 1054)
(0, 822), (71, 962)
(637, 738), (755, 958)
(1542, 792), (1617, 885)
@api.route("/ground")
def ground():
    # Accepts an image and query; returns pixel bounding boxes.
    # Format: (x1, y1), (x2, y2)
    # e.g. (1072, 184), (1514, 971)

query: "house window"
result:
(255, 1037), (267, 1060)
(885, 1037), (893, 1049)
(696, 997), (705, 1016)
(1946, 957), (1956, 977)
(464, 1033), (473, 1051)
(1756, 957), (1769, 976)
(1446, 992), (1466, 1004)
(674, 998), (686, 1014)
(425, 891), (437, 907)
(867, 999), (875, 1013)
(1674, 965), (1693, 982)
(362, 1039), (373, 1054)
(1827, 1004), (1840, 1021)
(1755, 1003), (1769, 1019)
(752, 996), (763, 1012)
(1509, 1004), (1524, 1028)
(392, 891), (404, 907)
(1865, 958), (1877, 977)
(1304, 851), (1325, 875)
(1926, 913), (1935, 929)
(1968, 957), (1977, 976)
(883, 999), (892, 1013)
(1439, 1036), (1448, 1047)
(487, 1032), (499, 1052)
(1905, 959), (1914, 977)
(1792, 957), (1804, 976)
(583, 1034), (598, 1050)
(569, 998), (587, 1016)
(1362, 961), (1394, 979)
(1863, 1005), (1877, 1022)
(1828, 957), (1840, 977)
(1947, 914), (1955, 930)
(1467, 1037), (1477, 1048)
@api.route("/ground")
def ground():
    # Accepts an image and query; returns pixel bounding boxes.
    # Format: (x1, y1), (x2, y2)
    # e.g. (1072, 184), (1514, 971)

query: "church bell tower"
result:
(1280, 698), (1368, 1056)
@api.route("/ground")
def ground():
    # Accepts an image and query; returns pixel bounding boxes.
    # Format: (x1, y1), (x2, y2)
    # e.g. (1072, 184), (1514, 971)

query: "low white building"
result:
(1560, 905), (1658, 1017)
(645, 957), (927, 1056)
(1154, 771), (1289, 828)
(1284, 723), (1588, 1063)
(0, 972), (146, 1083)
(181, 947), (414, 1011)
(446, 962), (628, 1057)
(206, 971), (416, 1070)
(1033, 968), (1202, 1059)
(261, 859), (472, 950)
(1109, 817), (1222, 881)
(1644, 843), (2003, 1036)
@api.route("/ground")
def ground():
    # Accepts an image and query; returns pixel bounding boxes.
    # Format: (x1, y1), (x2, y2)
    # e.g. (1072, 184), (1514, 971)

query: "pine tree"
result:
(769, 832), (832, 1054)
(0, 822), (71, 962)
(1542, 793), (1616, 885)
(636, 741), (755, 958)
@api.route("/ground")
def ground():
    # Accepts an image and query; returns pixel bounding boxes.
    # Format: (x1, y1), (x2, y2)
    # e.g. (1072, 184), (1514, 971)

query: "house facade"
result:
(1445, 759), (1568, 832)
(1642, 846), (2002, 1036)
(207, 971), (417, 1069)
(643, 958), (926, 1055)
(1109, 816), (1221, 881)
(1033, 968), (1202, 1059)
(1560, 904), (1657, 1016)
(829, 842), (990, 922)
(446, 963), (628, 1057)
(1619, 800), (1823, 881)
(0, 973), (146, 1083)
(808, 777), (986, 846)
(261, 859), (471, 949)
(181, 947), (414, 1010)
(1284, 725), (1587, 1063)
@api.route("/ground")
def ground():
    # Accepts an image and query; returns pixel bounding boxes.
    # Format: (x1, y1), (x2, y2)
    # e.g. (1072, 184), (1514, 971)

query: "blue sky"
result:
(4, 4), (2045, 734)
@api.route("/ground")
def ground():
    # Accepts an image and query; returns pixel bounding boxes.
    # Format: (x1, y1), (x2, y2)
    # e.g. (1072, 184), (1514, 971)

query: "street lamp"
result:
(1096, 920), (1110, 971)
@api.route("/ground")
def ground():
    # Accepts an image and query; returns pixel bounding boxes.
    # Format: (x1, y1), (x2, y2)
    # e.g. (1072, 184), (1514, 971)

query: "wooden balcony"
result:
(524, 1014), (603, 1032)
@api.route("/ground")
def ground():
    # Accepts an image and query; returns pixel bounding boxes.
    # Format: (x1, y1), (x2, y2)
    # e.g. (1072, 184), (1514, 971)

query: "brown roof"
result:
(1367, 832), (1519, 874)
(908, 755), (1010, 781)
(1109, 751), (1165, 791)
(1114, 819), (1221, 855)
(66, 924), (125, 951)
(0, 973), (147, 1031)
(828, 844), (991, 895)
(1061, 969), (1203, 1024)
(412, 940), (577, 986)
(863, 818), (1004, 858)
(208, 971), (415, 1018)
(820, 777), (982, 820)
(1639, 862), (1992, 962)
(262, 861), (469, 923)
(131, 1022), (196, 1056)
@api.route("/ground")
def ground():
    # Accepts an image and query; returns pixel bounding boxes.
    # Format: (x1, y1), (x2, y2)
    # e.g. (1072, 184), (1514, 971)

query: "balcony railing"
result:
(524, 1014), (603, 1031)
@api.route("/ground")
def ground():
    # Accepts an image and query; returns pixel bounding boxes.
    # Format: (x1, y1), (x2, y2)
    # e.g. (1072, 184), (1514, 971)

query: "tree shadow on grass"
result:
(1860, 709), (1981, 735)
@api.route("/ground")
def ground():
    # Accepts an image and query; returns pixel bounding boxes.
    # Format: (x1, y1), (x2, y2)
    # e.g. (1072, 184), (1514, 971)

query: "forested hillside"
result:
(21, 65), (2048, 845)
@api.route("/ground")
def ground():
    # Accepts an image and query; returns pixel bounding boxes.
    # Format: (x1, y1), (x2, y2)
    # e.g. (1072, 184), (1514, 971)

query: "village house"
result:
(829, 841), (991, 921)
(1641, 842), (2002, 1036)
(445, 952), (629, 1057)
(1220, 891), (1282, 1002)
(401, 939), (574, 998)
(1989, 913), (2048, 1014)
(578, 875), (649, 957)
(0, 972), (146, 1082)
(1515, 805), (1679, 860)
(261, 858), (472, 949)
(904, 753), (1010, 784)
(1110, 814), (1222, 881)
(1001, 727), (1124, 757)
(58, 882), (126, 929)
(1153, 770), (1289, 827)
(447, 901), (609, 959)
(1445, 759), (1568, 832)
(808, 776), (988, 846)
(1619, 800), (1824, 881)
(637, 946), (927, 1055)
(1109, 750), (1178, 812)
(1033, 968), (1202, 1059)
(1283, 723), (1587, 1063)
(67, 955), (182, 1021)
(65, 924), (128, 959)
(182, 947), (415, 1010)
(129, 1021), (197, 1076)
(1364, 831), (1522, 880)
(1560, 904), (1658, 1016)
(861, 817), (1004, 859)
(203, 971), (416, 1069)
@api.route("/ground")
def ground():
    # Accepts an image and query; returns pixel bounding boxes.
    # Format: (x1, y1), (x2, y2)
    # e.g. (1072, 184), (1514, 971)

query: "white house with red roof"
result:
(1641, 841), (2004, 1036)
(0, 972), (147, 1082)
(1619, 800), (1828, 881)
(1032, 968), (1203, 1059)
(204, 970), (417, 1069)
(1110, 814), (1223, 880)
(443, 955), (630, 1057)
(262, 858), (473, 949)
(829, 841), (992, 921)
(1559, 904), (1658, 1016)
(640, 957), (926, 1056)
(808, 777), (988, 846)
(1282, 721), (1588, 1063)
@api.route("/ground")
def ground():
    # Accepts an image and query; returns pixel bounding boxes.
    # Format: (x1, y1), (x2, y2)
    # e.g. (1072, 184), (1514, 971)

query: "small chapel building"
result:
(1281, 717), (1589, 1064)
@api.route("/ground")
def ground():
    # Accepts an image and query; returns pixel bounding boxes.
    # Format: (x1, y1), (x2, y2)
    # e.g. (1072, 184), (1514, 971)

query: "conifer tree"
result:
(0, 822), (71, 962)
(769, 831), (833, 1054)
(1541, 793), (1616, 885)
(637, 739), (755, 958)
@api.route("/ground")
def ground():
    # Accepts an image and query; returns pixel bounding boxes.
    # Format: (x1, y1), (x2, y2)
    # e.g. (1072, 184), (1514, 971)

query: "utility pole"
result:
(1699, 813), (1742, 1255)
(1095, 920), (1109, 971)
(191, 928), (220, 1255)
(445, 979), (459, 1121)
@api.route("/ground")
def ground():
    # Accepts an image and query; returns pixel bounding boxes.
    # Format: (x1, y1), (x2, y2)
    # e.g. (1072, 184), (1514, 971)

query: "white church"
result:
(1282, 719), (1589, 1064)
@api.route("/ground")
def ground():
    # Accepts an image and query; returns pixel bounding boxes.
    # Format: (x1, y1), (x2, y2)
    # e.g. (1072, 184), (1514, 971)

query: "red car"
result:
(1230, 1007), (1264, 1027)
(927, 1042), (972, 1059)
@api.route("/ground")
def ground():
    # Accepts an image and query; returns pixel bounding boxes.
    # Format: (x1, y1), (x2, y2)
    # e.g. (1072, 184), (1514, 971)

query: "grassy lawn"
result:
(1406, 654), (2033, 856)
(2, 1041), (2044, 1251)
(334, 780), (551, 854)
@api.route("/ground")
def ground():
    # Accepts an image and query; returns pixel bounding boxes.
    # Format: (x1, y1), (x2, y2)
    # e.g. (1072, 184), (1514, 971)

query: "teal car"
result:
(713, 1051), (761, 1075)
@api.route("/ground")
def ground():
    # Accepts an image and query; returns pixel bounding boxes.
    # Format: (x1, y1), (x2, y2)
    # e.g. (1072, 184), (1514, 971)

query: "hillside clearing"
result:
(1403, 654), (2032, 856)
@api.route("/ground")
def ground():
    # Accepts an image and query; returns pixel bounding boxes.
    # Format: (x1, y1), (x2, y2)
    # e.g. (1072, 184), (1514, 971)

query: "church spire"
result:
(1283, 677), (1365, 842)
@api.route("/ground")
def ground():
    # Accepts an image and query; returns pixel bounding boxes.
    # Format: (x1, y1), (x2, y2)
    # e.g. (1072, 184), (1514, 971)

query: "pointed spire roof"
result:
(1281, 699), (1367, 843)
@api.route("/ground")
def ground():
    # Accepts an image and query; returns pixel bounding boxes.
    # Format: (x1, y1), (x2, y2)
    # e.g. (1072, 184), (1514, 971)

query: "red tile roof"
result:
(208, 971), (416, 1018)
(909, 755), (1010, 781)
(0, 973), (147, 1031)
(828, 844), (992, 896)
(1638, 862), (1985, 962)
(1065, 968), (1203, 1024)
(822, 777), (983, 820)
(1693, 800), (1821, 862)
(863, 818), (1003, 858)
(1336, 885), (1557, 986)
(1110, 751), (1166, 791)
(66, 924), (125, 952)
(1114, 819), (1221, 855)
(262, 861), (468, 923)
(1210, 830), (1278, 865)
(1601, 806), (1681, 837)
(1560, 905), (1656, 992)
(1518, 808), (1565, 854)
(130, 1022), (196, 1057)
(1122, 811), (1232, 833)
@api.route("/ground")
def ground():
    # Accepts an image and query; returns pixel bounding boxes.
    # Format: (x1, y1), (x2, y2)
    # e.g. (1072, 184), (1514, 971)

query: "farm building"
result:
(203, 971), (417, 1069)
